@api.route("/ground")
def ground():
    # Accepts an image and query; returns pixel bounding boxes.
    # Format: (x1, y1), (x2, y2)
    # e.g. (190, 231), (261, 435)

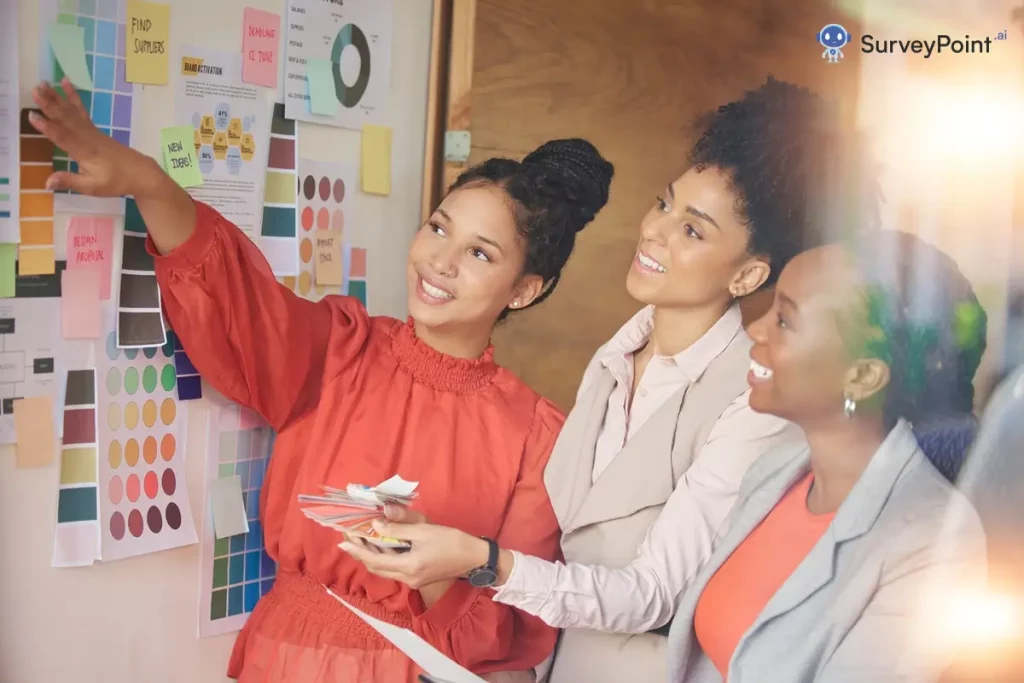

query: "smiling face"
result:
(746, 245), (892, 426)
(625, 165), (771, 310)
(406, 184), (541, 332)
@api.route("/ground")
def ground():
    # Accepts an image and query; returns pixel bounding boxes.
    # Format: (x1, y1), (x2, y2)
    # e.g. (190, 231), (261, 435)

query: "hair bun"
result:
(522, 138), (614, 231)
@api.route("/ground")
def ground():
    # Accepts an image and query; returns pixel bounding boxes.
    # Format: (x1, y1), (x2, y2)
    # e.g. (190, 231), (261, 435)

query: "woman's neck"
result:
(649, 300), (732, 357)
(413, 319), (491, 359)
(803, 414), (889, 514)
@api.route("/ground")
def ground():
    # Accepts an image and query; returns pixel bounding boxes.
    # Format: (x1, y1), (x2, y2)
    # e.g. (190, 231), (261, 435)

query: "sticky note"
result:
(242, 8), (281, 88)
(61, 270), (102, 339)
(14, 397), (55, 468)
(18, 245), (56, 275)
(48, 24), (94, 90)
(306, 59), (338, 116)
(0, 244), (16, 298)
(361, 125), (392, 196)
(314, 230), (343, 286)
(210, 475), (250, 539)
(161, 126), (204, 188)
(125, 0), (171, 84)
(67, 217), (114, 299)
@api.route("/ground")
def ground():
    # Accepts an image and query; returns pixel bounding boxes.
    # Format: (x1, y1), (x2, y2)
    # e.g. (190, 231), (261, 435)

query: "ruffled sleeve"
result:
(408, 398), (565, 674)
(151, 200), (371, 431)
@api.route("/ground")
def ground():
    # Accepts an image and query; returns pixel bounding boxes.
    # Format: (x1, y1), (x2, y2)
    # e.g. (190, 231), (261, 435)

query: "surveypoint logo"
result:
(818, 23), (1010, 63)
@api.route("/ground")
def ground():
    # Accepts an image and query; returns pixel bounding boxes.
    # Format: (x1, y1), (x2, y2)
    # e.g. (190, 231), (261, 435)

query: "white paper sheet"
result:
(327, 589), (487, 683)
(0, 299), (66, 445)
(283, 0), (393, 129)
(210, 474), (250, 539)
(175, 45), (272, 243)
(0, 0), (18, 243)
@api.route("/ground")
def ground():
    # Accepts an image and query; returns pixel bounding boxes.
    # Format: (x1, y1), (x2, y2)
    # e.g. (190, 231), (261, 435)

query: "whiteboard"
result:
(0, 0), (433, 681)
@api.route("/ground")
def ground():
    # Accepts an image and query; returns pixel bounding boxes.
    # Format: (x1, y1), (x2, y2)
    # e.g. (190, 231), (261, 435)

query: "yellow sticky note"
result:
(314, 230), (343, 286)
(14, 397), (56, 468)
(125, 0), (171, 85)
(362, 125), (392, 196)
(18, 246), (56, 276)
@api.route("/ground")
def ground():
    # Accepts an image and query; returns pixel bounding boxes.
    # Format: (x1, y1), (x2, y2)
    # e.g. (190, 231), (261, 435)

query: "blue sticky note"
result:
(48, 24), (95, 90)
(305, 59), (337, 116)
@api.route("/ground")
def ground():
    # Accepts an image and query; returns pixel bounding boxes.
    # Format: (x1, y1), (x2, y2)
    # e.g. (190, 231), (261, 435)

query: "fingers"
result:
(372, 520), (425, 541)
(340, 541), (410, 579)
(45, 171), (98, 195)
(32, 82), (68, 122)
(61, 77), (89, 118)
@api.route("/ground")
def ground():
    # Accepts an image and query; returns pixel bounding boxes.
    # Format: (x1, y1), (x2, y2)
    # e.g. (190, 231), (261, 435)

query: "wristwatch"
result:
(467, 537), (499, 588)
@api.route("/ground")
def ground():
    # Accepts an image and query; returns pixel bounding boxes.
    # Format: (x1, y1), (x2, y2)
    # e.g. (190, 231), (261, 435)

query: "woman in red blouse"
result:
(29, 78), (614, 682)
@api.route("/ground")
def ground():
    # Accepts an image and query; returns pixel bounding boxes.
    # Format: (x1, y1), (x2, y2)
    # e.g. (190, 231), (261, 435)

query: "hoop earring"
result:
(843, 395), (857, 418)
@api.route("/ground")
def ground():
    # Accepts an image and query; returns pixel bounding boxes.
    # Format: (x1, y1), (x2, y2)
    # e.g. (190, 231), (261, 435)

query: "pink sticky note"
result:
(61, 269), (101, 339)
(241, 8), (281, 88)
(66, 216), (115, 300)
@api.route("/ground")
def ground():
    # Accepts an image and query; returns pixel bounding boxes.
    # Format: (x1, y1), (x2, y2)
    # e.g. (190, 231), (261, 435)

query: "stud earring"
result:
(510, 301), (519, 308)
(843, 394), (857, 418)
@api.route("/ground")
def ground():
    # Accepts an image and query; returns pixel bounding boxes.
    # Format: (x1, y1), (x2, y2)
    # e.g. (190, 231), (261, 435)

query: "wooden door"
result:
(459, 0), (864, 409)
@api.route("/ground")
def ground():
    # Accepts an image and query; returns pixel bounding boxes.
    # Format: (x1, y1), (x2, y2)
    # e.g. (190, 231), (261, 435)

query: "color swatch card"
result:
(261, 103), (298, 276)
(284, 0), (394, 129)
(116, 198), (166, 348)
(52, 368), (101, 568)
(18, 109), (55, 275)
(97, 314), (197, 562)
(168, 330), (202, 401)
(242, 8), (281, 88)
(0, 298), (63, 445)
(39, 0), (136, 216)
(199, 401), (277, 638)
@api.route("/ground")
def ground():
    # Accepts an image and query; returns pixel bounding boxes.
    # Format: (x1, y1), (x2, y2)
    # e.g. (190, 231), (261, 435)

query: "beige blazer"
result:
(665, 421), (987, 682)
(539, 328), (754, 683)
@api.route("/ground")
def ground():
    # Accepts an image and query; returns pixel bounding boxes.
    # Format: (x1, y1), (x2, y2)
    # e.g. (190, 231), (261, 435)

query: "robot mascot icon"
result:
(818, 24), (851, 63)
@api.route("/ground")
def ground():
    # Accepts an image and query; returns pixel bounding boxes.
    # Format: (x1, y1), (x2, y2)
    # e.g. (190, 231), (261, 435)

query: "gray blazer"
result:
(666, 420), (987, 682)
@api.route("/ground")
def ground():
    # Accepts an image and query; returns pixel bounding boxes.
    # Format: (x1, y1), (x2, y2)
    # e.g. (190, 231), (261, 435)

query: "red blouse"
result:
(151, 202), (563, 681)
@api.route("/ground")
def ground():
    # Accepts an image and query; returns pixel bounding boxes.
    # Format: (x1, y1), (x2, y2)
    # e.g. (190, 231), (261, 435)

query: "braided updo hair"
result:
(449, 138), (614, 319)
(850, 231), (987, 429)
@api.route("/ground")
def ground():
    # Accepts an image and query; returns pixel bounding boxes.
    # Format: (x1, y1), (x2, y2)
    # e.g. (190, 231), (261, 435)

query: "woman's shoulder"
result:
(490, 367), (567, 427)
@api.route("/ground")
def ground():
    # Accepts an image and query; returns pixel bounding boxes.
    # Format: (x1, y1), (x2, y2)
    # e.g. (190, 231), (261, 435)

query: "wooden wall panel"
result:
(470, 0), (864, 409)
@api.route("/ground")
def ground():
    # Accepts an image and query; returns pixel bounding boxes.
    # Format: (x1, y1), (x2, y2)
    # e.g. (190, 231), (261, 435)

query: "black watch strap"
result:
(467, 537), (499, 588)
(482, 536), (498, 570)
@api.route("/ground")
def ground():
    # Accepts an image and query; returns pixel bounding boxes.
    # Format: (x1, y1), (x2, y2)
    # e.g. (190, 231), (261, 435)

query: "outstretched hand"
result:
(340, 506), (488, 590)
(29, 78), (156, 197)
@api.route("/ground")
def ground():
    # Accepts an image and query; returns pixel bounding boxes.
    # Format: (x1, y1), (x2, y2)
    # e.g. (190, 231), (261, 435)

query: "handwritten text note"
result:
(126, 0), (170, 84)
(161, 126), (204, 188)
(66, 216), (114, 299)
(241, 7), (281, 88)
(314, 230), (343, 286)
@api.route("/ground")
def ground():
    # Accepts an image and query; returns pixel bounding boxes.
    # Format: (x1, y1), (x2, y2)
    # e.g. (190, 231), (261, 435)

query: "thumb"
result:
(373, 519), (425, 541)
(384, 505), (427, 524)
(46, 171), (99, 195)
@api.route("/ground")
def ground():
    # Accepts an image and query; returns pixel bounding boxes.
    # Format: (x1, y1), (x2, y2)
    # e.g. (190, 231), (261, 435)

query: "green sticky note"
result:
(160, 126), (204, 188)
(0, 243), (16, 298)
(48, 23), (94, 90)
(306, 59), (338, 116)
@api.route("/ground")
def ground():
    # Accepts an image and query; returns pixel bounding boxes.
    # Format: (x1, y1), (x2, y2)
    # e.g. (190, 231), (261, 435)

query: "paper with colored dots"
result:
(97, 317), (196, 561)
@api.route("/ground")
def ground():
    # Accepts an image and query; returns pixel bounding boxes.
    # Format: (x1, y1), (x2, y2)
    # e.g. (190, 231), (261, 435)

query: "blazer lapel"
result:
(544, 370), (616, 528)
(563, 383), (688, 533)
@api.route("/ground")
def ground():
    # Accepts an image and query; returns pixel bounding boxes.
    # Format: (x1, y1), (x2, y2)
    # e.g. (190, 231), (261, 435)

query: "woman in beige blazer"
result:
(346, 78), (878, 682)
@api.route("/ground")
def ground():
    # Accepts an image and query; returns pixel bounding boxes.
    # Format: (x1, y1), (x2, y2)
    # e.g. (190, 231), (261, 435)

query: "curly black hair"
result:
(448, 139), (614, 319)
(851, 231), (987, 429)
(690, 76), (881, 286)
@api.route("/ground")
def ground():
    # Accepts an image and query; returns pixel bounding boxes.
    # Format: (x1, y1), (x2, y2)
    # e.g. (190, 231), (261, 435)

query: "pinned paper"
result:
(14, 397), (56, 469)
(306, 59), (338, 116)
(242, 8), (281, 88)
(161, 126), (204, 188)
(67, 216), (115, 299)
(48, 24), (94, 90)
(314, 230), (343, 286)
(361, 125), (392, 196)
(125, 0), (171, 84)
(0, 244), (15, 298)
(61, 270), (101, 338)
(210, 475), (250, 539)
(18, 245), (55, 275)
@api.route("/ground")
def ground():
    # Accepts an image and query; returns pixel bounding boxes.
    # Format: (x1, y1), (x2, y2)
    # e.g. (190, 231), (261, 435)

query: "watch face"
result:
(468, 567), (498, 588)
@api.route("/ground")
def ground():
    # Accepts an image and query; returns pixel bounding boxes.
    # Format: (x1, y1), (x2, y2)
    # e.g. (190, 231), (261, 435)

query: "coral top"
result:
(150, 202), (563, 682)
(693, 474), (834, 677)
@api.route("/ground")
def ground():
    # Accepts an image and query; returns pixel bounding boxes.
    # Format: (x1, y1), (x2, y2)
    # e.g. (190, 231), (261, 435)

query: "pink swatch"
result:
(66, 216), (115, 300)
(61, 269), (101, 339)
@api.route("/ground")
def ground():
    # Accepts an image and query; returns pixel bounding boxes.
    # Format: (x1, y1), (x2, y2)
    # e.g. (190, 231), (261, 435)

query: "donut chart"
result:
(330, 24), (371, 108)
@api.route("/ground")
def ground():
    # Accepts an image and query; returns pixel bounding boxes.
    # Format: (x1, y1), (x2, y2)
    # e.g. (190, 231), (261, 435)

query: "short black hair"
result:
(853, 231), (987, 428)
(690, 76), (880, 286)
(449, 139), (614, 318)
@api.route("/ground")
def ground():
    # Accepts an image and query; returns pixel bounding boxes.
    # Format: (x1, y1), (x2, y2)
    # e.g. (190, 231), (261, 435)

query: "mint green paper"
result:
(0, 244), (17, 298)
(306, 59), (338, 116)
(48, 24), (94, 90)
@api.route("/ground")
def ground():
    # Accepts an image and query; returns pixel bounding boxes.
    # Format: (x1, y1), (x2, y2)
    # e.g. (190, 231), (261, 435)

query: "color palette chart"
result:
(52, 369), (101, 567)
(97, 326), (196, 561)
(261, 103), (298, 276)
(18, 109), (56, 277)
(199, 401), (277, 637)
(40, 0), (136, 211)
(169, 330), (203, 401)
(342, 243), (368, 307)
(116, 198), (166, 347)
